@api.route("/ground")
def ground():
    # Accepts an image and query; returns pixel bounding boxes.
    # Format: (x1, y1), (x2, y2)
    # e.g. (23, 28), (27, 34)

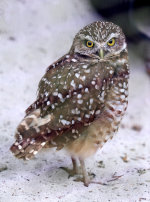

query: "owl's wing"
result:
(10, 55), (113, 159)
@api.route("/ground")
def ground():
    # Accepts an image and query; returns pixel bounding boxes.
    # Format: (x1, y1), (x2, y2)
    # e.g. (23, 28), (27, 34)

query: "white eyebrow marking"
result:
(114, 42), (127, 55)
(106, 33), (120, 42)
(79, 34), (94, 42)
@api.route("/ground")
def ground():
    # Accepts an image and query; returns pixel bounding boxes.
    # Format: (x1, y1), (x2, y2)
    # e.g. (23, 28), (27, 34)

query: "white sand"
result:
(0, 0), (150, 201)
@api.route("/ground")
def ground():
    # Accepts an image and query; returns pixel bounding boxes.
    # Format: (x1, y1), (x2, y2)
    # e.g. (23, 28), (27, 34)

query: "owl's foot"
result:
(78, 158), (107, 187)
(74, 177), (108, 187)
(60, 167), (81, 178)
(60, 157), (81, 178)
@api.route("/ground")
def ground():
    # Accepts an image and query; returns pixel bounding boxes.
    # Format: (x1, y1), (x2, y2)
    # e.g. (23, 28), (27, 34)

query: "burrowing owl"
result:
(10, 21), (129, 186)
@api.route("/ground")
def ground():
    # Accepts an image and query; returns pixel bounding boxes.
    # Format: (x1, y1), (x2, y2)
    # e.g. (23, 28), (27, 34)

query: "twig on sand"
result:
(107, 172), (124, 182)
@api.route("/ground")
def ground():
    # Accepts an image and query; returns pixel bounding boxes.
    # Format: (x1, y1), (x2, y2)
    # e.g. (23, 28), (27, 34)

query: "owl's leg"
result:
(74, 158), (94, 186)
(79, 158), (108, 187)
(79, 158), (90, 186)
(72, 157), (80, 174)
(60, 157), (81, 177)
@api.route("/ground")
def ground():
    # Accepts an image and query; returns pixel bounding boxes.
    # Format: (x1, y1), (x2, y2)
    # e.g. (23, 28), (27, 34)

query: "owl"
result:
(10, 21), (129, 186)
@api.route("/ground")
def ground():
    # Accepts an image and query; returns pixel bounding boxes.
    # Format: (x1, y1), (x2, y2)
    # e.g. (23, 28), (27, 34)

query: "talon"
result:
(84, 182), (89, 187)
(88, 172), (96, 178)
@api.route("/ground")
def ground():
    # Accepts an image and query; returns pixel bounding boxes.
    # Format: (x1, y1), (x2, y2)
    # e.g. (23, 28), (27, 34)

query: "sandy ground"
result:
(0, 0), (150, 202)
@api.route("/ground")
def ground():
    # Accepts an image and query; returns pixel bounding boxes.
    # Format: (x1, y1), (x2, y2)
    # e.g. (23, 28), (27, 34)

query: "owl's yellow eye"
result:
(107, 38), (115, 46)
(86, 40), (94, 48)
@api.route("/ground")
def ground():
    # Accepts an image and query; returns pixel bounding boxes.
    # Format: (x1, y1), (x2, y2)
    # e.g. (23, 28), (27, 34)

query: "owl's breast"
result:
(66, 76), (129, 159)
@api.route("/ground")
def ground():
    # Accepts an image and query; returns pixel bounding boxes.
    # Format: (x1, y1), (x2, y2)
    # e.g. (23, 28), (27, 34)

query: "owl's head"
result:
(70, 21), (127, 60)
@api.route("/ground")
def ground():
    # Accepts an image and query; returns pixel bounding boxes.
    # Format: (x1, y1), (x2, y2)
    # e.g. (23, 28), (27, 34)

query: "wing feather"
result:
(11, 55), (113, 158)
(25, 57), (113, 143)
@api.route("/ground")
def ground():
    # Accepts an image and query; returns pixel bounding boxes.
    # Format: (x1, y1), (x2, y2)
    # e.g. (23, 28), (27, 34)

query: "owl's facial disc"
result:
(102, 32), (127, 59)
(95, 33), (127, 60)
(72, 31), (126, 61)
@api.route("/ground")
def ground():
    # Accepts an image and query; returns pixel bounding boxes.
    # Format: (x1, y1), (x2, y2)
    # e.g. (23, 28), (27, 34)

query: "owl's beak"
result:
(99, 49), (104, 59)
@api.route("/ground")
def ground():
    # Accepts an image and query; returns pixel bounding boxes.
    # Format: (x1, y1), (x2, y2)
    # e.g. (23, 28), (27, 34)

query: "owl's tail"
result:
(10, 109), (52, 160)
(10, 137), (47, 160)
